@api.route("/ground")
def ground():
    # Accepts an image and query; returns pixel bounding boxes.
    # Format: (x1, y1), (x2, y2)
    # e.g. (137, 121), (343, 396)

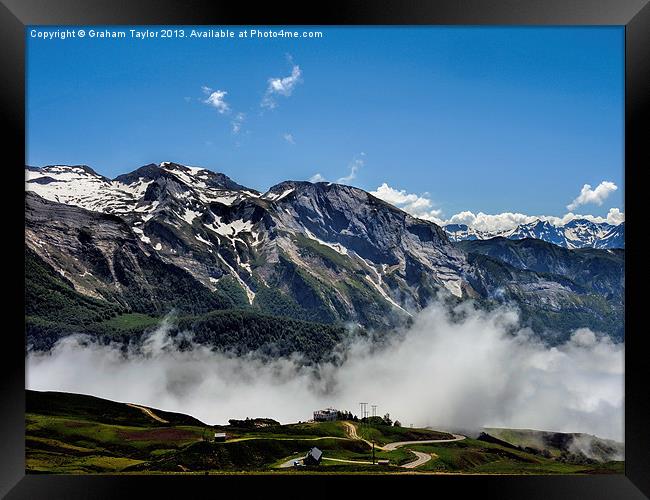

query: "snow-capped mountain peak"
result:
(444, 217), (623, 249)
(25, 162), (260, 214)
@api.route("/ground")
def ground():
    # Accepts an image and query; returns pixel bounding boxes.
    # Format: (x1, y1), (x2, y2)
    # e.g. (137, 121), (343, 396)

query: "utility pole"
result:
(371, 405), (377, 418)
(372, 440), (375, 465)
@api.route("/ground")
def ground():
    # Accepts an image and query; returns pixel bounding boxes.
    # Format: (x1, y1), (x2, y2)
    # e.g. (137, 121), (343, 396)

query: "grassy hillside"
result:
(408, 438), (623, 474)
(482, 427), (624, 463)
(27, 391), (205, 427)
(25, 390), (624, 475)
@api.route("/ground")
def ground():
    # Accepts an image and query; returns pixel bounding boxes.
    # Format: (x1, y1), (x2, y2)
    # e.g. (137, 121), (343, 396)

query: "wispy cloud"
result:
(231, 112), (245, 134)
(337, 154), (365, 184)
(198, 87), (247, 137)
(567, 181), (618, 211)
(309, 173), (326, 183)
(201, 86), (230, 114)
(283, 133), (295, 144)
(261, 56), (303, 110)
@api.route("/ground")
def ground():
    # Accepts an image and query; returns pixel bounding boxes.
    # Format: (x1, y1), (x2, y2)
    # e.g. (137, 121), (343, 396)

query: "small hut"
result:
(303, 447), (323, 466)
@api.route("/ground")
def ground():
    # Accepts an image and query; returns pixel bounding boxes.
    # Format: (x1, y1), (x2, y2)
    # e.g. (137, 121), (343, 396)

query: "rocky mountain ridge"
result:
(25, 162), (624, 342)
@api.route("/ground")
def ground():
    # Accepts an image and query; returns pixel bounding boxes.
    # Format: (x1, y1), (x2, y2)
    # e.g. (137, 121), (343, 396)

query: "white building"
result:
(313, 408), (338, 422)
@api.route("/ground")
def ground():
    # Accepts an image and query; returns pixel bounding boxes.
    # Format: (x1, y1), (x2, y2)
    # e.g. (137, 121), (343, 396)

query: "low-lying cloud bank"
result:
(26, 301), (624, 442)
(369, 182), (624, 230)
(443, 208), (625, 232)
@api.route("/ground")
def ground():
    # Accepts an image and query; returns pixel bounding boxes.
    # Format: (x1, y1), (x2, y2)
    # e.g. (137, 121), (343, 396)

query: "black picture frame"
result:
(2, 1), (649, 498)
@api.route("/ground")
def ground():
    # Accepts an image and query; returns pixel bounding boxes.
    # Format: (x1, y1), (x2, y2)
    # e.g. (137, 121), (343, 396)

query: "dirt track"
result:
(127, 403), (169, 424)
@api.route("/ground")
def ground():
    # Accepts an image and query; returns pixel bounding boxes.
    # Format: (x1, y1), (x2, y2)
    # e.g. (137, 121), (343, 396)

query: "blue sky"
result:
(26, 26), (624, 227)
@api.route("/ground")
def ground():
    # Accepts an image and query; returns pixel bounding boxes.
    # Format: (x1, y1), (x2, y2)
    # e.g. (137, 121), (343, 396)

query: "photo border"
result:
(2, 0), (649, 497)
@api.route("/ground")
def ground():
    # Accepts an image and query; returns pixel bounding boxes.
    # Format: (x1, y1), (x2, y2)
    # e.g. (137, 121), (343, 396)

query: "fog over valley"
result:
(26, 300), (624, 442)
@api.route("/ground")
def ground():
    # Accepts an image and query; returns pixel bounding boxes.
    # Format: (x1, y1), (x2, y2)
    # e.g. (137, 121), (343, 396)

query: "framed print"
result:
(2, 0), (649, 498)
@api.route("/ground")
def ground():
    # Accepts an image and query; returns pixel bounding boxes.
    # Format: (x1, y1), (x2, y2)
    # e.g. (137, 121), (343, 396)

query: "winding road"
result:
(343, 421), (464, 449)
(402, 450), (433, 469)
(343, 421), (466, 468)
(382, 433), (467, 451)
(278, 422), (465, 469)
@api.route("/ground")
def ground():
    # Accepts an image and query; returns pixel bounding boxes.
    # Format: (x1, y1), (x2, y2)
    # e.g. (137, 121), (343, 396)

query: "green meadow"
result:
(25, 390), (623, 475)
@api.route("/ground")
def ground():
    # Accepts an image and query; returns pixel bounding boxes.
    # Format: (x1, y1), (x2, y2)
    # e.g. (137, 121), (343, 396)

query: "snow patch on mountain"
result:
(303, 228), (349, 256)
(206, 217), (254, 238)
(216, 253), (255, 304)
(364, 274), (411, 316)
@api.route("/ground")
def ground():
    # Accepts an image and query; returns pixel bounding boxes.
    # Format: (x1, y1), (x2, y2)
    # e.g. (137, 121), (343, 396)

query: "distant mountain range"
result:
(445, 219), (624, 249)
(25, 162), (625, 352)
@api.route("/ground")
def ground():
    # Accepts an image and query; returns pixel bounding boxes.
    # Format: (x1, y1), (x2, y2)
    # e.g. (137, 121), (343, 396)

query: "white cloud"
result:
(544, 209), (626, 227)
(442, 209), (625, 232)
(283, 133), (295, 144)
(201, 86), (230, 114)
(26, 302), (624, 441)
(446, 211), (539, 232)
(605, 208), (625, 225)
(337, 154), (365, 185)
(567, 181), (618, 211)
(309, 153), (366, 185)
(370, 182), (624, 231)
(261, 59), (303, 110)
(198, 87), (247, 136)
(269, 65), (301, 95)
(231, 112), (245, 134)
(370, 183), (443, 222)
